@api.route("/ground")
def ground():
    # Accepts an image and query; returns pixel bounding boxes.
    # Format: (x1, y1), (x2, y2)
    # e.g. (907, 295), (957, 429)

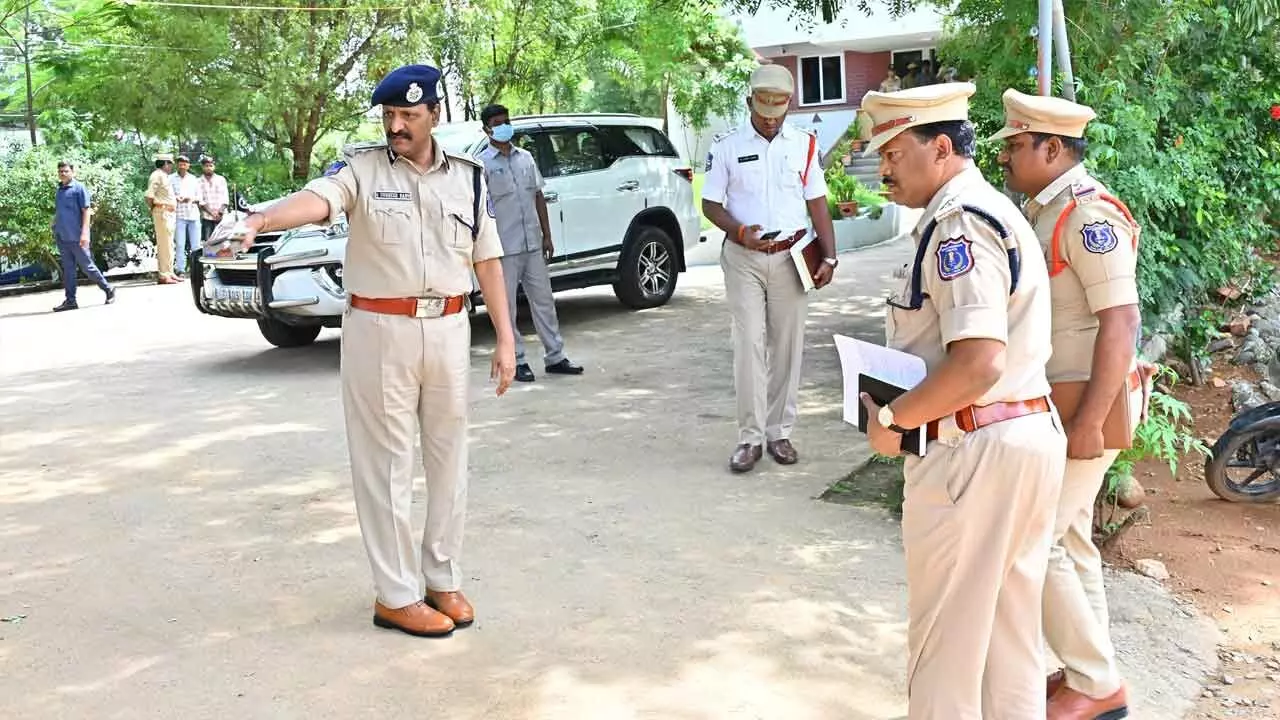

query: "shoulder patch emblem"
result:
(936, 236), (975, 280)
(486, 190), (496, 218)
(1080, 221), (1118, 254)
(705, 151), (713, 172)
(322, 160), (347, 177)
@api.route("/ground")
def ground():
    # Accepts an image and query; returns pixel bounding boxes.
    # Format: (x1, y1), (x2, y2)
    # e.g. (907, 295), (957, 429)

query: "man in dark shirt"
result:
(51, 161), (115, 312)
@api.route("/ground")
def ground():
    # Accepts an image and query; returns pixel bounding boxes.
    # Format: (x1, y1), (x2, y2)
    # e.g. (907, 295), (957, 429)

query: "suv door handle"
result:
(616, 180), (639, 191)
(543, 191), (559, 203)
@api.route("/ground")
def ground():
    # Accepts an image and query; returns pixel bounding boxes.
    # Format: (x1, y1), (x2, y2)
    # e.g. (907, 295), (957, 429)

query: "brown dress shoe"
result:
(424, 590), (474, 628)
(1046, 684), (1128, 720)
(766, 439), (799, 465)
(372, 600), (454, 638)
(1047, 668), (1067, 700)
(729, 443), (763, 473)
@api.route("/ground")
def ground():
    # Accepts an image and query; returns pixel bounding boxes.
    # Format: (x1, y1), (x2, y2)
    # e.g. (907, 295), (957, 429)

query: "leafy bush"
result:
(939, 0), (1280, 339)
(0, 142), (151, 273)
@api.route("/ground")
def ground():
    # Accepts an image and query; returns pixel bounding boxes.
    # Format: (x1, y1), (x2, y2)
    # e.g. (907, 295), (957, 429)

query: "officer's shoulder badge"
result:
(1071, 181), (1099, 203)
(934, 198), (964, 222)
(705, 151), (714, 172)
(322, 160), (347, 177)
(485, 190), (496, 218)
(1080, 221), (1118, 254)
(936, 235), (975, 280)
(711, 128), (734, 144)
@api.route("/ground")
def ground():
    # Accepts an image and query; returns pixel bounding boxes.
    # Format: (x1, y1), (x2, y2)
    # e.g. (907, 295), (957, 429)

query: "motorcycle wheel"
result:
(1204, 420), (1280, 503)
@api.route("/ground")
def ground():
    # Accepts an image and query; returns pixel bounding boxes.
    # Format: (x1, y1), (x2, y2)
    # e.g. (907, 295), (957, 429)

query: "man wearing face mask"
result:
(857, 82), (1065, 719)
(229, 64), (518, 639)
(701, 62), (838, 474)
(478, 103), (584, 383)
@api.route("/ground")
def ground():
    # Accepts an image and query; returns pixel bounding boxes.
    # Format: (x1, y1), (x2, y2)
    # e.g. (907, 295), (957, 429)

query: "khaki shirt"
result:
(1025, 164), (1140, 383)
(886, 166), (1053, 406)
(146, 169), (175, 210)
(304, 141), (504, 299)
(478, 142), (545, 255)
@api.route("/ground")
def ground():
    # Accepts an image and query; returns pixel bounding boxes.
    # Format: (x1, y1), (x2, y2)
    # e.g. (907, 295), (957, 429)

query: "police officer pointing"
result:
(857, 83), (1066, 718)
(234, 65), (517, 638)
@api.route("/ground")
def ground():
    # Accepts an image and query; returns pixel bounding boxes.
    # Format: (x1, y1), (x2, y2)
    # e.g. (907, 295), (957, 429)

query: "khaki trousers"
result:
(1043, 449), (1123, 698)
(151, 208), (175, 276)
(902, 412), (1065, 720)
(719, 240), (808, 445)
(341, 307), (471, 609)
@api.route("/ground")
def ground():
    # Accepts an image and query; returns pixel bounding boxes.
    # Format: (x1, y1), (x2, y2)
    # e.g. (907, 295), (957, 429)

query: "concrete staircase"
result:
(842, 154), (882, 190)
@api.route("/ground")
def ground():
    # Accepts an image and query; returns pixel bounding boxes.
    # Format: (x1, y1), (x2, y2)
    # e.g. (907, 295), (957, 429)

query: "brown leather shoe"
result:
(1047, 668), (1067, 700)
(729, 443), (763, 473)
(766, 439), (799, 465)
(372, 600), (455, 637)
(1046, 684), (1128, 720)
(424, 590), (474, 628)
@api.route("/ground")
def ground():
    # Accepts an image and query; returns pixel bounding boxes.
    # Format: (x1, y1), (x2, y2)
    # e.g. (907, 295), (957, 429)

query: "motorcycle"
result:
(1204, 400), (1280, 503)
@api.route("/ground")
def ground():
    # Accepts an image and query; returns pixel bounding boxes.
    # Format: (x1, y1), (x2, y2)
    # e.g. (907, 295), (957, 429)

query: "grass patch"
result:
(691, 172), (713, 231)
(820, 454), (906, 517)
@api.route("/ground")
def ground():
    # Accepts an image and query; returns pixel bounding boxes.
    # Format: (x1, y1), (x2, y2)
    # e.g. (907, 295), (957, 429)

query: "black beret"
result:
(371, 64), (442, 108)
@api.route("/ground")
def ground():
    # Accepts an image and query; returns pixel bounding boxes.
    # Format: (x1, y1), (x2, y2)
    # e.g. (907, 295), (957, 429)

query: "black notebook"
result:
(856, 373), (928, 457)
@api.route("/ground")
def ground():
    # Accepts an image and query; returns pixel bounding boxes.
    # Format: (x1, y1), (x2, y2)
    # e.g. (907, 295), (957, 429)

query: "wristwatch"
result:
(878, 404), (909, 434)
(823, 256), (839, 268)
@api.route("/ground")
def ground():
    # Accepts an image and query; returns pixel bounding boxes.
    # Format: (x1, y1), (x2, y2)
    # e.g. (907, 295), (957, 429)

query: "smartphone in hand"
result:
(760, 230), (782, 241)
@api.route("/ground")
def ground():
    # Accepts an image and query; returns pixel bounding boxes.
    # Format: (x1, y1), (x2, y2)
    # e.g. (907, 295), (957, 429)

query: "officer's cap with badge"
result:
(371, 64), (442, 108)
(858, 82), (976, 156)
(988, 88), (1096, 141)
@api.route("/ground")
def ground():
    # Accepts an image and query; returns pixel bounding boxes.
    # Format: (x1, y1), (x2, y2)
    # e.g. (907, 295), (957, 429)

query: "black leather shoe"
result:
(515, 363), (536, 382)
(104, 287), (116, 304)
(53, 300), (78, 312)
(545, 358), (584, 375)
(730, 444), (763, 473)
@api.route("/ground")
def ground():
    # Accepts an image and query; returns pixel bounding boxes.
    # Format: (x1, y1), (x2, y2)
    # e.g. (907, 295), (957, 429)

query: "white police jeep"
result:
(189, 113), (702, 348)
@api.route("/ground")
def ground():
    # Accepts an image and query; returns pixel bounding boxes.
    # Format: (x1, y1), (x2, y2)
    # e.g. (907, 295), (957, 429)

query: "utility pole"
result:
(1037, 0), (1053, 96)
(1052, 0), (1077, 101)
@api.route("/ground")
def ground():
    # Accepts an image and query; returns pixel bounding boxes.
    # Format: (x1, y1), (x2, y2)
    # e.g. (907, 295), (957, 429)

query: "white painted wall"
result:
(734, 2), (948, 54)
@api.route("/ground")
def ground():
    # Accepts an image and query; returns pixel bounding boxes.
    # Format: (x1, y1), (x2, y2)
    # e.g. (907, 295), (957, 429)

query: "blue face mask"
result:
(491, 123), (515, 143)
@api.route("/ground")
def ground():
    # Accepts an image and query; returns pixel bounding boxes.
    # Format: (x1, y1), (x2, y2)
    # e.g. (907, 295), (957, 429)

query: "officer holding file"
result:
(701, 62), (838, 474)
(856, 82), (1066, 719)
(993, 88), (1143, 720)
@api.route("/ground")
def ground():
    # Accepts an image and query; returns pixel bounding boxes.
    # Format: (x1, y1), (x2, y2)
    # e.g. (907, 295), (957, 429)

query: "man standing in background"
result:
(478, 102), (584, 383)
(51, 161), (116, 312)
(171, 155), (201, 277)
(198, 156), (229, 245)
(144, 153), (180, 284)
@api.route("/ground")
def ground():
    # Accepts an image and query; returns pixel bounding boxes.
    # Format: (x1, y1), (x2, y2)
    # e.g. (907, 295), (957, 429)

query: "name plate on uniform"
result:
(374, 191), (411, 201)
(736, 154), (760, 163)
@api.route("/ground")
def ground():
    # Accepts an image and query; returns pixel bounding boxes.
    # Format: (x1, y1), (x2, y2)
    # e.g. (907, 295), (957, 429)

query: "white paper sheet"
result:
(832, 334), (928, 427)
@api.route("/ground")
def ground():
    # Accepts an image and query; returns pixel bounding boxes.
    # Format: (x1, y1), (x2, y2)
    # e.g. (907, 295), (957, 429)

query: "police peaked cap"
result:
(371, 64), (442, 108)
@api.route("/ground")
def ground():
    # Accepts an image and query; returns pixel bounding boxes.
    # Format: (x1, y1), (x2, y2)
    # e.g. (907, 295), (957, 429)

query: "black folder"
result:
(856, 373), (928, 457)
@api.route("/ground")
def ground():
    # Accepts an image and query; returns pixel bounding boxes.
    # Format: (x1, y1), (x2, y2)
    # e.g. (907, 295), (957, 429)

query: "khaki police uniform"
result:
(146, 155), (176, 277)
(993, 89), (1143, 701)
(703, 122), (825, 448)
(303, 139), (503, 609)
(862, 83), (1066, 719)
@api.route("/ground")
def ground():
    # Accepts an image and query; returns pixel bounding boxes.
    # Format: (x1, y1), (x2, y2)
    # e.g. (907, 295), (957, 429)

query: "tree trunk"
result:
(291, 136), (313, 180)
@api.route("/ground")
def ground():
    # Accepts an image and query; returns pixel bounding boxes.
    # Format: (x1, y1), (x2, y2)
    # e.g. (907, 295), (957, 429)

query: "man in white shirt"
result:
(170, 155), (202, 276)
(701, 63), (838, 473)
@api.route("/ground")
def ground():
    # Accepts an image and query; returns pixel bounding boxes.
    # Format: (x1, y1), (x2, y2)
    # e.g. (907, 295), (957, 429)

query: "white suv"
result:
(190, 113), (702, 347)
(435, 113), (702, 309)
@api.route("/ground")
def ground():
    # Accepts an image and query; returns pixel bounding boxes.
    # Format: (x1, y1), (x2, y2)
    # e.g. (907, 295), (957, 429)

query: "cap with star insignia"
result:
(371, 64), (441, 108)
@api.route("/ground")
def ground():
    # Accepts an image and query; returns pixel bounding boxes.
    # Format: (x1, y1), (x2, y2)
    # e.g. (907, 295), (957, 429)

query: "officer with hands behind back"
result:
(233, 64), (517, 639)
(857, 82), (1066, 719)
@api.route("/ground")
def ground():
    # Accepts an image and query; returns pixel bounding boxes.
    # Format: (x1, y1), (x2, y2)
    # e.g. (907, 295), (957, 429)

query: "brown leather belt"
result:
(926, 396), (1052, 441)
(350, 294), (467, 319)
(734, 228), (805, 254)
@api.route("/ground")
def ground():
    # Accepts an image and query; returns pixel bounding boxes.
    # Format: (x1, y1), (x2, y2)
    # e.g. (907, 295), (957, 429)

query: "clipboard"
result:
(856, 373), (928, 457)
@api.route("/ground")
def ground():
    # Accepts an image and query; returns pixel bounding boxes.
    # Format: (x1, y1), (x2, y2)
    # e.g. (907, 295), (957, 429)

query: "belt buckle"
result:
(414, 297), (445, 319)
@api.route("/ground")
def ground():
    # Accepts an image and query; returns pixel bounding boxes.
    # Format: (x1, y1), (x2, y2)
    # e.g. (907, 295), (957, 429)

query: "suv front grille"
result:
(215, 268), (258, 286)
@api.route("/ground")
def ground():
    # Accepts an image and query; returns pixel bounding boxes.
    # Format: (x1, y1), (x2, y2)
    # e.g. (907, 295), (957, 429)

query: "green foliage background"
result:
(938, 0), (1280, 338)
